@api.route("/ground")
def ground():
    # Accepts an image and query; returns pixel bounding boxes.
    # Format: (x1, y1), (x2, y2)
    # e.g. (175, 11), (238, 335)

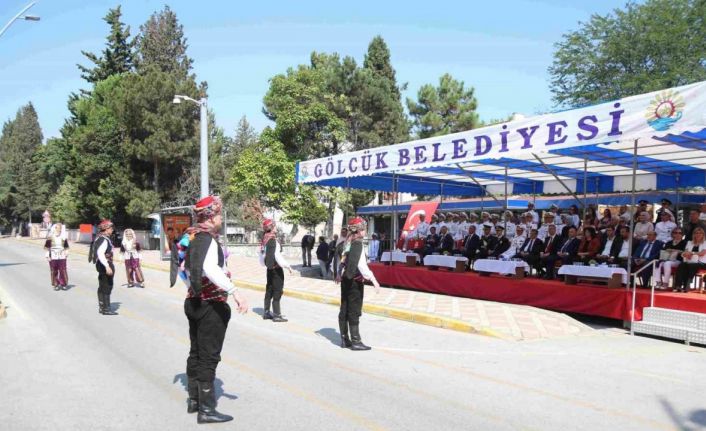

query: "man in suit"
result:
(435, 226), (455, 255)
(539, 224), (562, 278)
(489, 225), (511, 258)
(542, 226), (579, 279)
(596, 225), (623, 264)
(632, 230), (663, 287)
(477, 223), (498, 259)
(423, 227), (440, 257)
(515, 228), (544, 275)
(463, 224), (480, 265)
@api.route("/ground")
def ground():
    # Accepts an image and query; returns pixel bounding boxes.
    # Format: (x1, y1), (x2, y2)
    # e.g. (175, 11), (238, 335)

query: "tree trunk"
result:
(153, 159), (160, 194)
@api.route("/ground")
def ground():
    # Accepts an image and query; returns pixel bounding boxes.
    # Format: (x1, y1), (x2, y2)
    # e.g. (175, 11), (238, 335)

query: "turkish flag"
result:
(402, 202), (439, 233)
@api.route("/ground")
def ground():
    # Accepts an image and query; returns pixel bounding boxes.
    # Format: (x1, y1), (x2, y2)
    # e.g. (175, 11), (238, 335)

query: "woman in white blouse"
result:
(654, 210), (677, 243)
(633, 211), (654, 241)
(673, 227), (706, 292)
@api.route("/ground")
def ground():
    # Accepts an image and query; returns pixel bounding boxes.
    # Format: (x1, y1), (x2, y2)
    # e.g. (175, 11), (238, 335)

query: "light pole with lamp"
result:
(173, 95), (209, 199)
(0, 1), (40, 39)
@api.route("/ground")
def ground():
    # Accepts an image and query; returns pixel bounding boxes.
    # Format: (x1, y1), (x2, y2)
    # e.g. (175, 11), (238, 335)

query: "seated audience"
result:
(477, 224), (498, 259)
(654, 210), (677, 244)
(435, 226), (454, 255)
(654, 228), (686, 290)
(633, 211), (654, 241)
(489, 225), (511, 258)
(501, 225), (526, 259)
(632, 230), (663, 287)
(542, 226), (579, 279)
(595, 225), (623, 264)
(515, 228), (544, 275)
(673, 227), (706, 293)
(463, 224), (480, 265)
(577, 227), (601, 263)
(423, 227), (440, 256)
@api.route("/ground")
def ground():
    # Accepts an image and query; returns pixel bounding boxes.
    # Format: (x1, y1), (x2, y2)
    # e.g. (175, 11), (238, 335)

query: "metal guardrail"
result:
(630, 258), (658, 334)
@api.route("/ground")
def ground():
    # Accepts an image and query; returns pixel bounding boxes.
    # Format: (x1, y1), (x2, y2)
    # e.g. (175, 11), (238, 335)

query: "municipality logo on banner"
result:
(645, 90), (684, 131)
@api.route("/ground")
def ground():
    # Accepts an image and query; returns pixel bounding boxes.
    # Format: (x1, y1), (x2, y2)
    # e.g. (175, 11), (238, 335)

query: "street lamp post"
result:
(0, 1), (40, 39)
(173, 95), (209, 199)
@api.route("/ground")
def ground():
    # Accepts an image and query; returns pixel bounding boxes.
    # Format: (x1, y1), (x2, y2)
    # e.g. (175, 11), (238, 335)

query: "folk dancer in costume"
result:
(44, 223), (69, 291)
(181, 196), (248, 424)
(120, 229), (145, 288)
(336, 217), (380, 351)
(261, 219), (292, 322)
(89, 220), (117, 315)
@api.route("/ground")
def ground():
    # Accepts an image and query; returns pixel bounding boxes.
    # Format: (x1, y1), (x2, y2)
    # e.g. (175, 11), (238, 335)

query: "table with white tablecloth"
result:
(423, 254), (468, 272)
(557, 265), (627, 287)
(473, 259), (529, 279)
(380, 251), (420, 264)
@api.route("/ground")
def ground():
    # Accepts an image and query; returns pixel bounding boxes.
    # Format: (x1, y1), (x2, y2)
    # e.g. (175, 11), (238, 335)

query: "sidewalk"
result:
(13, 237), (593, 341)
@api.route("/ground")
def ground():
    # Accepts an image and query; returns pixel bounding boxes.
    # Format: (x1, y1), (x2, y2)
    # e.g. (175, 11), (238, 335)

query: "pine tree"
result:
(363, 35), (402, 99)
(0, 103), (45, 223)
(407, 73), (479, 138)
(77, 6), (134, 85)
(135, 5), (193, 78)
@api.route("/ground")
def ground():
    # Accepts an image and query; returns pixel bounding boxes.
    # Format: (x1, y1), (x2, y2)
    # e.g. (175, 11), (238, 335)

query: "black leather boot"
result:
(339, 320), (351, 348)
(187, 377), (199, 414)
(197, 380), (233, 424)
(349, 324), (371, 351)
(262, 310), (274, 320)
(97, 292), (105, 314)
(272, 301), (287, 322)
(102, 294), (117, 315)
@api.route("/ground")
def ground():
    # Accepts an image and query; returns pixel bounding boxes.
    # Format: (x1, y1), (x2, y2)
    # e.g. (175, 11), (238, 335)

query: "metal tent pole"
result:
(504, 164), (509, 231)
(532, 153), (584, 208)
(675, 172), (681, 224)
(392, 174), (398, 250)
(628, 139), (639, 333)
(583, 158), (588, 218)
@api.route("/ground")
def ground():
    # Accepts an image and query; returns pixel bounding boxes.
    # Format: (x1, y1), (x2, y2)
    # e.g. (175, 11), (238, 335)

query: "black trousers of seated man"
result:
(265, 267), (284, 316)
(185, 299), (231, 383)
(541, 254), (571, 278)
(339, 277), (364, 340)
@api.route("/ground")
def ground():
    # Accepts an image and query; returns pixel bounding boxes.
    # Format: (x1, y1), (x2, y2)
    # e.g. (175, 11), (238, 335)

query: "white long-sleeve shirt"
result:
(357, 250), (378, 283)
(96, 238), (110, 269)
(203, 238), (236, 294)
(259, 239), (292, 270)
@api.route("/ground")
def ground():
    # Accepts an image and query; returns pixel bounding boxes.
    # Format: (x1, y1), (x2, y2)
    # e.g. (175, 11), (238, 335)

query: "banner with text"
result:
(297, 81), (706, 184)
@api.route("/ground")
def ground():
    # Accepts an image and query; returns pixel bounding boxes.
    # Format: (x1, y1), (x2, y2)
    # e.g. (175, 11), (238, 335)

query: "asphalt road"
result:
(1, 238), (706, 431)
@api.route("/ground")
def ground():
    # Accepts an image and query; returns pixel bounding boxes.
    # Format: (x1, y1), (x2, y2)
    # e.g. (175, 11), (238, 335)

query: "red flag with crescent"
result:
(402, 202), (439, 234)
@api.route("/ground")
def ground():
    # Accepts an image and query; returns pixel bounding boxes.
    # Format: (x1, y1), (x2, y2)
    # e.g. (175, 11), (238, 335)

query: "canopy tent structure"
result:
(298, 82), (706, 199)
(296, 81), (706, 321)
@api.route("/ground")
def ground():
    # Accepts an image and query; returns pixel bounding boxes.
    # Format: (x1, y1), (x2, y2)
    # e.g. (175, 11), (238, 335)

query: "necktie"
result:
(641, 242), (652, 258)
(561, 239), (570, 253)
(526, 239), (533, 252)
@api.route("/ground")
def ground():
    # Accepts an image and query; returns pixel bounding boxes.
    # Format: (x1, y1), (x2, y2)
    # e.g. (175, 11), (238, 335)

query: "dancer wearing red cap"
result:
(260, 219), (292, 322)
(336, 217), (380, 351)
(183, 195), (248, 424)
(89, 219), (118, 315)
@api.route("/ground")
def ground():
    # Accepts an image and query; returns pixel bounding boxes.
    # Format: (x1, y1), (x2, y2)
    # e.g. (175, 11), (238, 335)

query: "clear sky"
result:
(0, 0), (629, 141)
